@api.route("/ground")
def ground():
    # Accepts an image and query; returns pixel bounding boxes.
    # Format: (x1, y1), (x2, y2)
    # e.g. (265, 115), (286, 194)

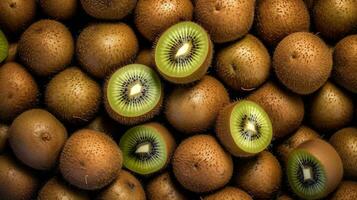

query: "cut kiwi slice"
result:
(119, 122), (176, 175)
(0, 29), (9, 63)
(154, 21), (213, 84)
(104, 64), (163, 125)
(216, 100), (272, 157)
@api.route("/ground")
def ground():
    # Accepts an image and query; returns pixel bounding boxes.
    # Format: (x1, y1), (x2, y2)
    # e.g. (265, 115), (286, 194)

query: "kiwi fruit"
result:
(273, 32), (333, 95)
(60, 129), (123, 190)
(194, 0), (255, 43)
(276, 194), (295, 200)
(147, 172), (187, 200)
(216, 100), (273, 157)
(172, 134), (233, 193)
(0, 124), (9, 152)
(104, 64), (163, 125)
(135, 49), (155, 68)
(38, 177), (89, 200)
(4, 43), (17, 63)
(277, 126), (320, 164)
(0, 62), (38, 122)
(309, 81), (354, 132)
(119, 122), (176, 175)
(39, 0), (77, 20)
(216, 34), (271, 91)
(166, 75), (229, 134)
(330, 181), (357, 200)
(248, 81), (304, 139)
(86, 115), (119, 136)
(135, 0), (193, 41)
(0, 154), (39, 200)
(235, 151), (282, 199)
(0, 29), (9, 63)
(80, 0), (137, 20)
(77, 23), (139, 78)
(255, 0), (310, 46)
(333, 35), (357, 93)
(287, 139), (343, 199)
(329, 127), (357, 179)
(45, 67), (102, 125)
(154, 21), (213, 84)
(313, 0), (357, 41)
(203, 187), (253, 200)
(0, 0), (36, 34)
(97, 170), (146, 200)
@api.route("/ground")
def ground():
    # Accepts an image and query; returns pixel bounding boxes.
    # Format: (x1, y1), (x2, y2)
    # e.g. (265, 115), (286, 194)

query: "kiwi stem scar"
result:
(175, 41), (193, 59)
(135, 142), (152, 154)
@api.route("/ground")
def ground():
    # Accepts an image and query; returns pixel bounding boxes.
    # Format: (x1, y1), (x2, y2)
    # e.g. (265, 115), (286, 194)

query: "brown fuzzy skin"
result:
(172, 134), (233, 193)
(0, 155), (39, 200)
(277, 126), (320, 164)
(40, 0), (77, 20)
(329, 127), (357, 179)
(235, 151), (282, 199)
(18, 20), (74, 76)
(194, 0), (255, 43)
(135, 0), (193, 41)
(329, 181), (357, 200)
(309, 82), (354, 132)
(0, 124), (8, 152)
(60, 129), (123, 190)
(147, 172), (187, 200)
(97, 170), (146, 200)
(166, 76), (229, 134)
(0, 62), (38, 122)
(38, 177), (89, 200)
(86, 115), (119, 136)
(203, 187), (253, 200)
(77, 23), (139, 78)
(248, 82), (304, 139)
(276, 194), (295, 200)
(135, 49), (155, 68)
(9, 109), (68, 170)
(273, 32), (332, 95)
(314, 0), (357, 41)
(255, 0), (310, 46)
(5, 43), (18, 63)
(80, 0), (137, 20)
(216, 34), (270, 91)
(0, 0), (36, 34)
(333, 35), (357, 93)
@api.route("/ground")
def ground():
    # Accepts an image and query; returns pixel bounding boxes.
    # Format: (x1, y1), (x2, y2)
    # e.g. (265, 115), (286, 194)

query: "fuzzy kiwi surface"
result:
(166, 75), (229, 134)
(329, 181), (357, 200)
(38, 177), (89, 200)
(147, 172), (187, 200)
(77, 23), (139, 78)
(248, 81), (304, 139)
(40, 0), (77, 20)
(86, 115), (119, 136)
(216, 34), (270, 91)
(135, 49), (155, 68)
(0, 62), (38, 122)
(194, 0), (255, 43)
(80, 0), (137, 20)
(172, 134), (233, 193)
(273, 32), (332, 95)
(60, 129), (123, 190)
(203, 187), (253, 200)
(4, 43), (17, 63)
(0, 124), (8, 152)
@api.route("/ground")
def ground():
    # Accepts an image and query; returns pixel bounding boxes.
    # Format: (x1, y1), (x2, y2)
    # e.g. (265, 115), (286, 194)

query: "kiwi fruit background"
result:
(80, 0), (137, 20)
(39, 0), (77, 21)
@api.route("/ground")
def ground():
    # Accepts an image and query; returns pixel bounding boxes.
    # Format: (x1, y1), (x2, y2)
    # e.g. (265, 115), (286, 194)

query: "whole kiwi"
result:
(80, 0), (137, 20)
(0, 62), (38, 122)
(60, 129), (123, 190)
(4, 43), (18, 63)
(273, 32), (332, 95)
(38, 177), (89, 200)
(0, 124), (9, 152)
(255, 0), (310, 46)
(147, 172), (188, 200)
(135, 0), (193, 41)
(9, 109), (68, 170)
(135, 49), (155, 68)
(330, 181), (357, 200)
(86, 114), (119, 136)
(165, 75), (230, 134)
(76, 23), (139, 78)
(39, 0), (77, 20)
(0, 0), (36, 34)
(194, 0), (255, 43)
(172, 134), (233, 193)
(203, 187), (253, 200)
(248, 81), (304, 139)
(0, 154), (39, 200)
(45, 67), (102, 125)
(18, 19), (74, 76)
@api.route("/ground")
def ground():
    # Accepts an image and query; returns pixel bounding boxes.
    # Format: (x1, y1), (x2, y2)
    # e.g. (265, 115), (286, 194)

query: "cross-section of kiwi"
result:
(0, 29), (8, 63)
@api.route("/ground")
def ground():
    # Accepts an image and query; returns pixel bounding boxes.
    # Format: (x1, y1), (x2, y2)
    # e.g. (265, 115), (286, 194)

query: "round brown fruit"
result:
(40, 0), (77, 20)
(147, 172), (188, 200)
(38, 177), (89, 200)
(80, 0), (137, 20)
(330, 181), (357, 200)
(203, 187), (253, 200)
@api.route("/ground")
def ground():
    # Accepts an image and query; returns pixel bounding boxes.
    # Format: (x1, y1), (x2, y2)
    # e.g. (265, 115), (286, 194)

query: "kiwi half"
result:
(330, 181), (357, 200)
(203, 187), (253, 200)
(154, 21), (213, 84)
(38, 177), (89, 200)
(287, 139), (343, 199)
(216, 100), (273, 157)
(119, 122), (176, 175)
(0, 29), (8, 63)
(80, 0), (137, 20)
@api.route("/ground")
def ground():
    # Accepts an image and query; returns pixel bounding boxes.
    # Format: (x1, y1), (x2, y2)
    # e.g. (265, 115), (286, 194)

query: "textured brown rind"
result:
(0, 124), (8, 152)
(203, 187), (253, 200)
(40, 0), (77, 20)
(38, 177), (89, 200)
(5, 43), (18, 63)
(80, 0), (137, 20)
(135, 49), (155, 68)
(329, 181), (357, 200)
(147, 172), (187, 200)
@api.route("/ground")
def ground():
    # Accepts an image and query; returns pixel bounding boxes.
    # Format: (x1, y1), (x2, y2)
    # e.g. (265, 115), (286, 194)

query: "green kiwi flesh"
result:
(330, 181), (357, 200)
(147, 172), (188, 200)
(0, 29), (8, 63)
(154, 21), (213, 84)
(203, 187), (253, 200)
(38, 177), (89, 200)
(80, 0), (137, 20)
(40, 0), (77, 20)
(0, 124), (8, 152)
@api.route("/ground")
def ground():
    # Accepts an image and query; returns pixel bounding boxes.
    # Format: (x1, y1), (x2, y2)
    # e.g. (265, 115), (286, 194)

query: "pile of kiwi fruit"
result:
(0, 0), (357, 199)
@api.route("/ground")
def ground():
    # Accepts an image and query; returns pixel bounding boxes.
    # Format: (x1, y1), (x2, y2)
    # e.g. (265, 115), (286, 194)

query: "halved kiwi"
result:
(330, 181), (357, 200)
(287, 139), (343, 199)
(38, 177), (89, 200)
(203, 187), (253, 200)
(119, 122), (175, 175)
(104, 64), (163, 125)
(0, 29), (8, 63)
(216, 100), (273, 157)
(154, 21), (213, 84)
